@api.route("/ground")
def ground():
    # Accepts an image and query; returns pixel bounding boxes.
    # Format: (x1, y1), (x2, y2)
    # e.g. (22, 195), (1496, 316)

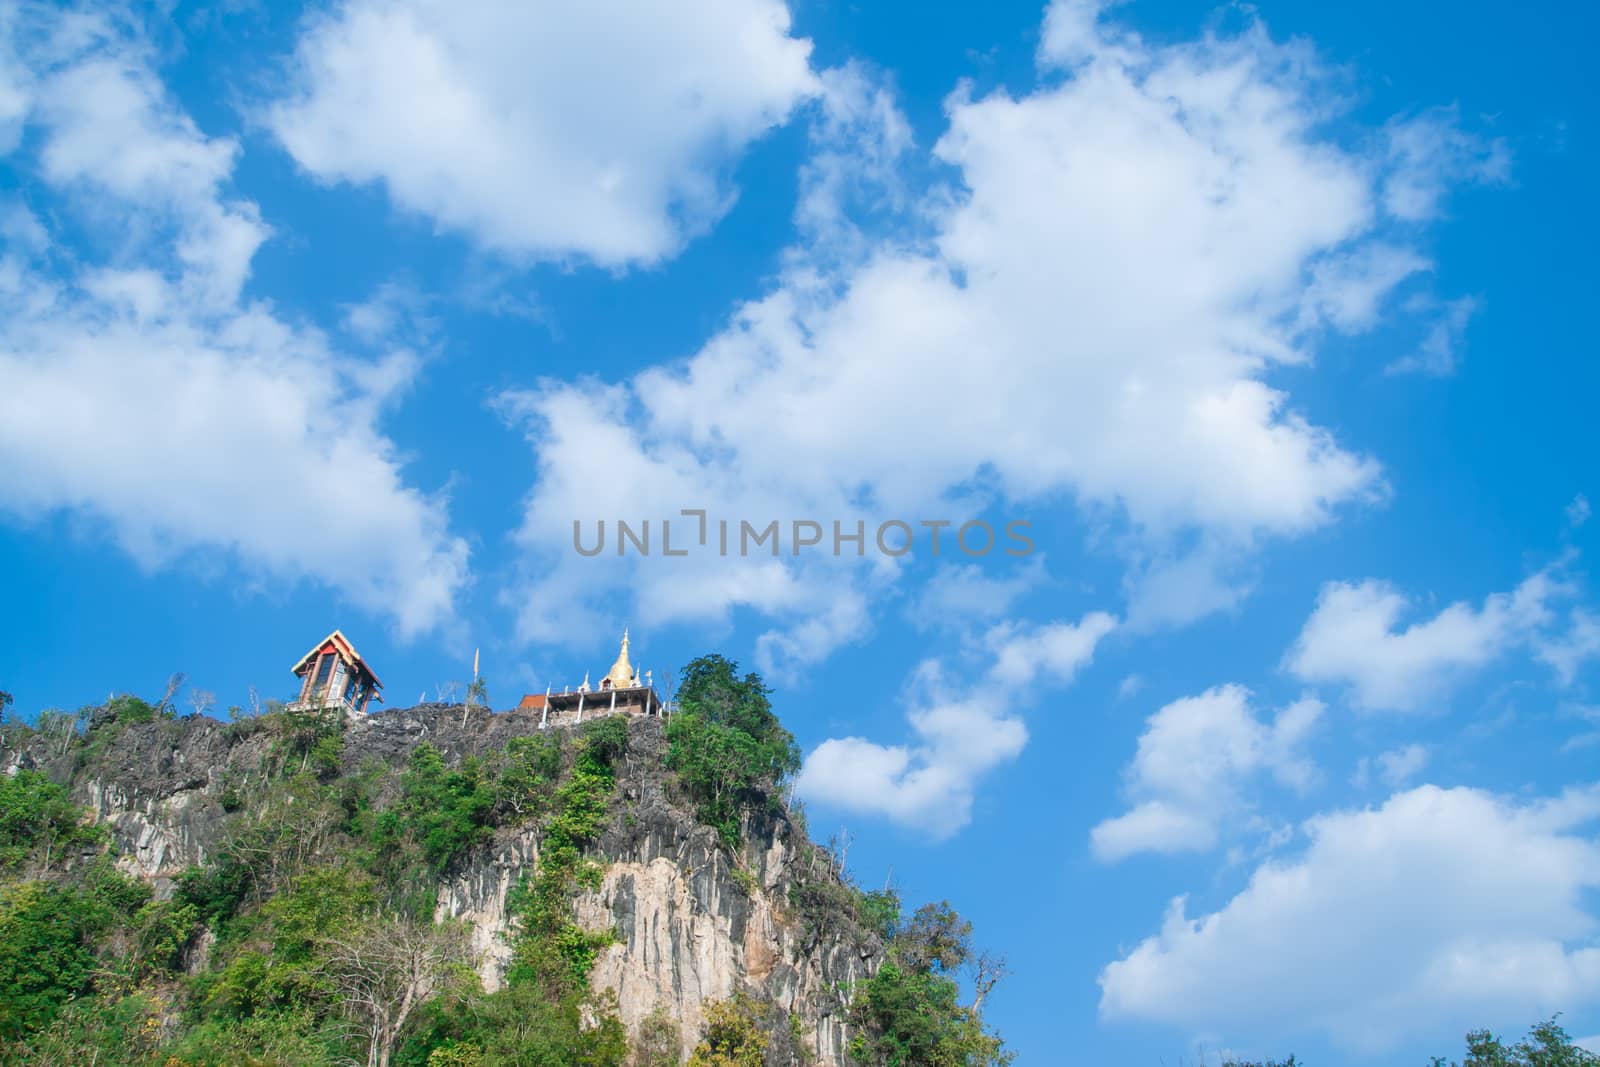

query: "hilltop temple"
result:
(517, 630), (663, 727)
(283, 628), (659, 727)
(288, 629), (383, 717)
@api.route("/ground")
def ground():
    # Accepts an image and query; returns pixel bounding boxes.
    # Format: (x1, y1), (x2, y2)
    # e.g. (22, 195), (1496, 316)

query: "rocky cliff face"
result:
(1, 705), (881, 1065)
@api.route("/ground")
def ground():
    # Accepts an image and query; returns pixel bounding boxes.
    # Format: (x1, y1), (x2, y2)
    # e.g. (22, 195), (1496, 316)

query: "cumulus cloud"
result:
(1099, 784), (1600, 1052)
(0, 8), (468, 636)
(798, 612), (1115, 837)
(986, 612), (1118, 687)
(1091, 685), (1323, 862)
(499, 0), (1513, 663)
(1285, 569), (1572, 711)
(268, 0), (818, 267)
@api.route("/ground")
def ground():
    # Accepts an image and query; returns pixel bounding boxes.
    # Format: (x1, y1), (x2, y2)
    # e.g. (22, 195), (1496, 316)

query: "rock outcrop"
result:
(1, 704), (881, 1065)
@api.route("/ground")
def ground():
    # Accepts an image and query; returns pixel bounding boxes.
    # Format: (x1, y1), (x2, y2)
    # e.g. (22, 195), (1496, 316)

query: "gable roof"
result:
(290, 629), (384, 690)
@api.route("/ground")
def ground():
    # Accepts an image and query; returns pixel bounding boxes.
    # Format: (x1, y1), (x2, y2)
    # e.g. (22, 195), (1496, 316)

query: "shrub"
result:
(0, 881), (100, 1040)
(688, 994), (769, 1067)
(505, 726), (623, 998)
(374, 744), (496, 877)
(105, 694), (159, 725)
(497, 733), (562, 820)
(0, 769), (101, 871)
(633, 1005), (683, 1067)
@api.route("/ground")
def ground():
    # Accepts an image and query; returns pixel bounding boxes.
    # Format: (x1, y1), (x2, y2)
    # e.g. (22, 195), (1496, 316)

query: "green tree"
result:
(275, 699), (346, 776)
(896, 901), (971, 973)
(199, 865), (379, 1021)
(369, 744), (497, 881)
(632, 1004), (683, 1067)
(429, 1043), (484, 1067)
(664, 656), (799, 849)
(845, 899), (1011, 1067)
(857, 888), (901, 943)
(1432, 1016), (1600, 1067)
(3, 992), (169, 1066)
(497, 733), (562, 821)
(687, 994), (769, 1067)
(105, 693), (160, 725)
(0, 769), (102, 871)
(399, 984), (627, 1067)
(0, 882), (99, 1040)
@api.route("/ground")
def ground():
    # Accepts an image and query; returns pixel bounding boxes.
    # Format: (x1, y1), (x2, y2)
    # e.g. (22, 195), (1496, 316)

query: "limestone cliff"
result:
(0, 704), (882, 1065)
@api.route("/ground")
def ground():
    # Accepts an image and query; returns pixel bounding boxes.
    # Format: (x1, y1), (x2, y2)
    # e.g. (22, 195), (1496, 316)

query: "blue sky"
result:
(2, 0), (1598, 1063)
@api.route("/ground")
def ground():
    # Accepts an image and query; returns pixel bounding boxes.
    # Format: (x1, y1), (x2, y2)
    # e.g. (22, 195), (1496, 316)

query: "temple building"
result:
(517, 630), (662, 727)
(289, 630), (383, 717)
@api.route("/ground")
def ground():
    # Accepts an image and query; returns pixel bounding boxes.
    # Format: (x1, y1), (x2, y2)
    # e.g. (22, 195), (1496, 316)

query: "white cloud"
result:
(1099, 784), (1600, 1052)
(1388, 295), (1479, 377)
(798, 612), (1114, 837)
(0, 9), (468, 637)
(907, 561), (1041, 630)
(1562, 705), (1600, 754)
(0, 8), (29, 154)
(1123, 545), (1256, 631)
(1091, 685), (1322, 862)
(1568, 494), (1592, 530)
(1540, 610), (1600, 686)
(791, 62), (916, 272)
(268, 0), (818, 267)
(1381, 108), (1511, 223)
(1300, 242), (1431, 333)
(1353, 743), (1430, 789)
(986, 612), (1118, 687)
(1286, 570), (1565, 712)
(502, 1), (1508, 657)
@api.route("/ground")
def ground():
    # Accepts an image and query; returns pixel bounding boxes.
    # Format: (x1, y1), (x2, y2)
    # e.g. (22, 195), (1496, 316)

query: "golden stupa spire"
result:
(603, 629), (635, 689)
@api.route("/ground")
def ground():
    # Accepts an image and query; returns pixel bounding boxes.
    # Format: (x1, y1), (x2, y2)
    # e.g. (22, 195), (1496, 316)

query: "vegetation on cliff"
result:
(0, 655), (1012, 1067)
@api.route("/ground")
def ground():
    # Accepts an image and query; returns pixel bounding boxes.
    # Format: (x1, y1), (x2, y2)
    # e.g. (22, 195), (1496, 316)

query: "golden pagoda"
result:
(602, 629), (639, 689)
(514, 629), (660, 726)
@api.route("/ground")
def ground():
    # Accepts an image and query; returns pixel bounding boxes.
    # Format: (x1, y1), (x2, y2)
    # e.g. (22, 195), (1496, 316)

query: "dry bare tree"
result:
(220, 782), (341, 901)
(321, 915), (477, 1067)
(157, 672), (187, 714)
(188, 688), (216, 718)
(969, 950), (1010, 1014)
(35, 708), (78, 757)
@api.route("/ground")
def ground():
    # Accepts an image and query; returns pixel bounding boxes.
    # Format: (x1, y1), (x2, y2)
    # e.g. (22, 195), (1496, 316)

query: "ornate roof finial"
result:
(604, 629), (635, 689)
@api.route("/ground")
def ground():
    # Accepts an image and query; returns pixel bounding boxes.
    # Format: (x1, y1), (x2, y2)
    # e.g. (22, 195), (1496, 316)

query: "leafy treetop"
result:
(665, 655), (800, 850)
